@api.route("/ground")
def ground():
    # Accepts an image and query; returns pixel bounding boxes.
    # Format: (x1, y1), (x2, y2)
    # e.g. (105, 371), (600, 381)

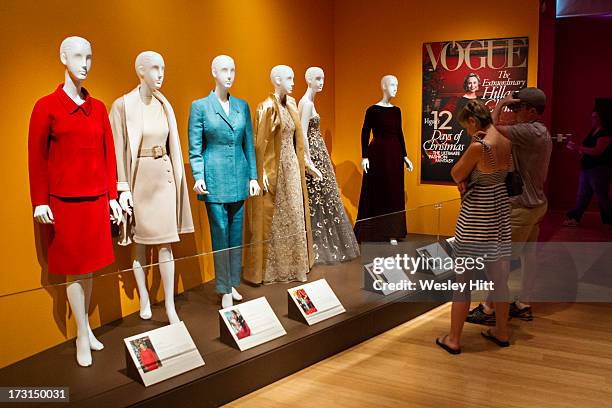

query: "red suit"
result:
(28, 84), (118, 275)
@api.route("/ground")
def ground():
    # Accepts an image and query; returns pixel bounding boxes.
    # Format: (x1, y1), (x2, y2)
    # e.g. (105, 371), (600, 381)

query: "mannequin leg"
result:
(82, 277), (104, 351)
(132, 244), (152, 320)
(228, 201), (245, 301)
(158, 244), (180, 324)
(66, 276), (93, 367)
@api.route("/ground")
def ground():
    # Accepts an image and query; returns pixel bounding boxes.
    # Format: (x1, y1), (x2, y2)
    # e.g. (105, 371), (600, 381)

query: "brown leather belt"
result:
(138, 145), (167, 158)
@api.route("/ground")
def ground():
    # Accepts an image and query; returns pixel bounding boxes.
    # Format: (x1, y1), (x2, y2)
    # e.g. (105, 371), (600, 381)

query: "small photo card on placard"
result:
(219, 297), (286, 351)
(364, 259), (411, 296)
(124, 321), (204, 387)
(288, 279), (345, 325)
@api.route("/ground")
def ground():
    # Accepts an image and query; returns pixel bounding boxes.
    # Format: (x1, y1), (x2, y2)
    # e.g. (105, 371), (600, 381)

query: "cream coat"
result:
(109, 87), (194, 242)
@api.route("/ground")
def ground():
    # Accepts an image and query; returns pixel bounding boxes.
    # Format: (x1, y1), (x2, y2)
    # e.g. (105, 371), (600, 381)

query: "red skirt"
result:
(47, 195), (115, 275)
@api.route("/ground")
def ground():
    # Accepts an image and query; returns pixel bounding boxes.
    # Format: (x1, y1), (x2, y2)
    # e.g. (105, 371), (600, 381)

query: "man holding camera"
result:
(467, 87), (552, 324)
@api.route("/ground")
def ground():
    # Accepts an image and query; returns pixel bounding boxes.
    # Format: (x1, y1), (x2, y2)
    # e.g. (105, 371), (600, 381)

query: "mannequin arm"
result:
(188, 101), (206, 182)
(300, 102), (314, 165)
(193, 179), (209, 195)
(249, 179), (261, 197)
(243, 103), (258, 181)
(33, 205), (54, 224)
(361, 158), (370, 173)
(360, 108), (372, 161)
(261, 172), (270, 192)
(299, 102), (322, 180)
(109, 99), (131, 192)
(109, 199), (122, 225)
(256, 105), (274, 193)
(119, 191), (133, 214)
(397, 109), (408, 163)
(28, 100), (51, 206)
(102, 109), (118, 200)
(404, 156), (414, 172)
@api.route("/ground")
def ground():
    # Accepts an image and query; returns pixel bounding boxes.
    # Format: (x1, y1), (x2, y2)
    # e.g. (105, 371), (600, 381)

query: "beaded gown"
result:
(305, 115), (359, 264)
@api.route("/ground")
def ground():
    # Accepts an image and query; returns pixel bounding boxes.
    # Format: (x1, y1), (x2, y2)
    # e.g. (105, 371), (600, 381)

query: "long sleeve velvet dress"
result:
(354, 105), (408, 242)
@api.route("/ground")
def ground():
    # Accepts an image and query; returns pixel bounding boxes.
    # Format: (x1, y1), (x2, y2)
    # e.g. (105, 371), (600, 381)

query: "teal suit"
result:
(188, 92), (257, 294)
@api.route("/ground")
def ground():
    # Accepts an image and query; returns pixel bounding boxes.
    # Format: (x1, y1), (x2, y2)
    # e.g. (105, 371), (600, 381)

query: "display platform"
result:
(0, 236), (451, 407)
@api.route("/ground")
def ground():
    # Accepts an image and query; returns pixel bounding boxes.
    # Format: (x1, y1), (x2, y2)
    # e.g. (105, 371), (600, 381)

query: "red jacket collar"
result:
(54, 84), (93, 115)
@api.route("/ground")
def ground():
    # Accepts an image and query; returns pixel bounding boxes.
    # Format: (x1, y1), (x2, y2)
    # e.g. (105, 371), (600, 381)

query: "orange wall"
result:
(1, 0), (540, 368)
(332, 0), (540, 236)
(0, 0), (335, 367)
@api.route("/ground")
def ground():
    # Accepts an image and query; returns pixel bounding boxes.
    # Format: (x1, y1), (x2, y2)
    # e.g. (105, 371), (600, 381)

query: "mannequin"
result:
(361, 75), (414, 174)
(298, 67), (359, 264)
(355, 75), (413, 244)
(243, 65), (314, 284)
(188, 55), (260, 308)
(110, 51), (194, 324)
(28, 36), (122, 367)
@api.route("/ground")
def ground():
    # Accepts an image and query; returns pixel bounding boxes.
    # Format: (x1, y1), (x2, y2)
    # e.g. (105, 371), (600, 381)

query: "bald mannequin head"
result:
(135, 51), (165, 90)
(305, 66), (324, 93)
(60, 36), (91, 58)
(211, 55), (236, 89)
(270, 65), (294, 95)
(380, 75), (398, 98)
(59, 36), (92, 81)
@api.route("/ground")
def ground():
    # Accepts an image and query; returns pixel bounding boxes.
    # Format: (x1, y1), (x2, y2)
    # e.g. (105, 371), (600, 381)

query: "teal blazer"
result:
(188, 91), (258, 203)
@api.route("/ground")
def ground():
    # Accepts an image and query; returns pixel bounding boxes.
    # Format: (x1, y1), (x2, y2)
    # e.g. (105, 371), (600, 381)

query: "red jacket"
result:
(139, 348), (160, 371)
(28, 84), (118, 206)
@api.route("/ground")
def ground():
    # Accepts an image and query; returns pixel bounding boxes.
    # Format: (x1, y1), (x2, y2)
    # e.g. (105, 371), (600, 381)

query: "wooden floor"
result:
(227, 302), (612, 407)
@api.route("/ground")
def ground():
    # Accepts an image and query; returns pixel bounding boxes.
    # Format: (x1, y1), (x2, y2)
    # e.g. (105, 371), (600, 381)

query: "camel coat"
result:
(109, 87), (194, 244)
(243, 94), (314, 284)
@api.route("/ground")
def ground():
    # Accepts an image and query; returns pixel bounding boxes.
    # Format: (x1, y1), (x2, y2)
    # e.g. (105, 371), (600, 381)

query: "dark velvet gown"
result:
(354, 105), (408, 242)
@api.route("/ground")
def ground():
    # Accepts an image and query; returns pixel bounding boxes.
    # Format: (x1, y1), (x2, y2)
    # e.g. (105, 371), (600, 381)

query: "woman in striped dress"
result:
(436, 100), (512, 354)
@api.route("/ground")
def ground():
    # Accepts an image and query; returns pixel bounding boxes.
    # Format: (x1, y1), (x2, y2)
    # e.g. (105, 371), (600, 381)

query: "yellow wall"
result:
(332, 0), (540, 236)
(0, 0), (335, 367)
(0, 0), (540, 367)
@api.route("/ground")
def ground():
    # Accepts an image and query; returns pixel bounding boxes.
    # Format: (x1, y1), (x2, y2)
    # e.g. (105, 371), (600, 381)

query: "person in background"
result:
(467, 88), (552, 325)
(564, 108), (612, 227)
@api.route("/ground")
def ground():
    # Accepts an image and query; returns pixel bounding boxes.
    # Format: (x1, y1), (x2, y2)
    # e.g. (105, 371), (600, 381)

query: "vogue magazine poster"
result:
(421, 37), (529, 183)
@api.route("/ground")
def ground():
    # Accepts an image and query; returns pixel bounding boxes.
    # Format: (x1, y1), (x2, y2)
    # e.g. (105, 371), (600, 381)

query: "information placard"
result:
(363, 258), (411, 295)
(416, 242), (453, 276)
(287, 279), (345, 325)
(124, 322), (204, 387)
(219, 297), (287, 351)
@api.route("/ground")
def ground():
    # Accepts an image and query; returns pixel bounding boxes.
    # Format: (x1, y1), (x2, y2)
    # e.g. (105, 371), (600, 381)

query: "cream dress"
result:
(132, 97), (179, 244)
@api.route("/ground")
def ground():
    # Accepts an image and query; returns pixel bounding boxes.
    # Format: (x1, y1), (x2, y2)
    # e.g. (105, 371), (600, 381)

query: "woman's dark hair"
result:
(458, 99), (492, 130)
(595, 106), (612, 132)
(463, 73), (481, 92)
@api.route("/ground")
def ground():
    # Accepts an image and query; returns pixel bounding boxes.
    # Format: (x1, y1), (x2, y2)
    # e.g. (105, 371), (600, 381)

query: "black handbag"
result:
(505, 152), (523, 197)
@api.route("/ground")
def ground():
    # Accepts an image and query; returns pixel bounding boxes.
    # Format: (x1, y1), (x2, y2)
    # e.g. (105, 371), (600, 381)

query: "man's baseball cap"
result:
(516, 87), (546, 110)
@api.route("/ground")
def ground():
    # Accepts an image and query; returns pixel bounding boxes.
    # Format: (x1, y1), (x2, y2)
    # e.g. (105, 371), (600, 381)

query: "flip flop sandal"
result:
(436, 335), (461, 355)
(481, 329), (510, 347)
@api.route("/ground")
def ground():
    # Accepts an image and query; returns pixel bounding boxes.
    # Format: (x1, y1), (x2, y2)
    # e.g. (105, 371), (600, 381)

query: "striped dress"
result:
(453, 139), (512, 261)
